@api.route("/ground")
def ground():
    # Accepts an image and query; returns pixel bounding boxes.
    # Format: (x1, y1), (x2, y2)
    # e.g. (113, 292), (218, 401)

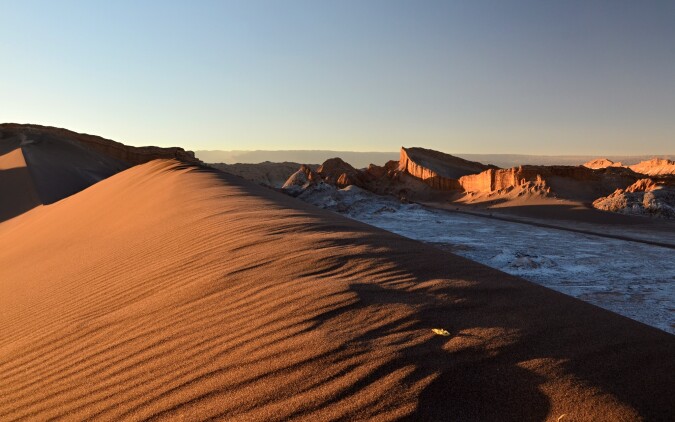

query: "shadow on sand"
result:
(202, 167), (674, 421)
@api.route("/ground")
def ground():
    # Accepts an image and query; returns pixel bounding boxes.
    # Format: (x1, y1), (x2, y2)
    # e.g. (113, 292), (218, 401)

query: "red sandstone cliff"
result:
(458, 167), (547, 193)
(458, 165), (638, 201)
(399, 147), (495, 190)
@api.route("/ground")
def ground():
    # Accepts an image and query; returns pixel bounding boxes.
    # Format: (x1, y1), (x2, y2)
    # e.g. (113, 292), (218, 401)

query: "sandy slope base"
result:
(0, 160), (673, 421)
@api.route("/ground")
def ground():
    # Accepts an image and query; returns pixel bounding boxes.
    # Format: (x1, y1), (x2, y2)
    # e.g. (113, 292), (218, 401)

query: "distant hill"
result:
(196, 150), (398, 169)
(210, 162), (318, 188)
(197, 150), (674, 169)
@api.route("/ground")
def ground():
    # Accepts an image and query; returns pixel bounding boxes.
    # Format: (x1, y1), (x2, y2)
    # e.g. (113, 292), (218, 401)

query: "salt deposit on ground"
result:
(297, 185), (675, 333)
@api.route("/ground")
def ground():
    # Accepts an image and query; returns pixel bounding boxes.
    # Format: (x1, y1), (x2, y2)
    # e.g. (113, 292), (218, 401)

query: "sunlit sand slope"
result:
(0, 160), (673, 421)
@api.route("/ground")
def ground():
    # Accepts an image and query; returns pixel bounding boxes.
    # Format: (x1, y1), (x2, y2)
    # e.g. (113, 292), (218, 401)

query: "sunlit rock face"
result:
(458, 167), (547, 193)
(629, 158), (675, 176)
(399, 147), (493, 190)
(593, 178), (675, 218)
(583, 158), (623, 169)
(583, 157), (675, 177)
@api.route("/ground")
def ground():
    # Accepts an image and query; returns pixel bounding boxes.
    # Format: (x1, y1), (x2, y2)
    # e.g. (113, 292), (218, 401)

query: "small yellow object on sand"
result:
(431, 328), (450, 336)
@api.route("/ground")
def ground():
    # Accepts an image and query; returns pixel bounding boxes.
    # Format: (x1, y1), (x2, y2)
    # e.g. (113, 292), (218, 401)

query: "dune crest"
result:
(0, 124), (203, 222)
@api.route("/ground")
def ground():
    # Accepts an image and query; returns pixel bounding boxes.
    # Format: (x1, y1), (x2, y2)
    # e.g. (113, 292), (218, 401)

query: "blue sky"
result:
(1, 0), (673, 154)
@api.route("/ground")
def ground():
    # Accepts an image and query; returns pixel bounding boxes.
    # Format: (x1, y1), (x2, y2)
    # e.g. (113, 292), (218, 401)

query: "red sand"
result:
(0, 160), (673, 421)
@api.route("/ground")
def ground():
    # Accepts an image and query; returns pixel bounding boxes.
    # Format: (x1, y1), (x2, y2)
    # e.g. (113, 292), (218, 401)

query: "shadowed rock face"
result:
(0, 124), (202, 166)
(317, 157), (365, 188)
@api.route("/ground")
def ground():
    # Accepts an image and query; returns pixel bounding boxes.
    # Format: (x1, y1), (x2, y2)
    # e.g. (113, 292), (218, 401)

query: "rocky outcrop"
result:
(282, 165), (322, 195)
(593, 179), (675, 218)
(282, 154), (437, 202)
(583, 158), (623, 169)
(582, 156), (675, 176)
(399, 147), (495, 190)
(457, 165), (639, 201)
(458, 167), (547, 194)
(0, 124), (202, 165)
(278, 147), (660, 210)
(623, 178), (660, 193)
(629, 158), (675, 176)
(317, 157), (366, 189)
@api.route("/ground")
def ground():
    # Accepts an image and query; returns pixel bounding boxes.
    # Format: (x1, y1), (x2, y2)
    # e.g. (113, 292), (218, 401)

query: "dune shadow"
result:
(0, 167), (42, 223)
(308, 278), (552, 421)
(274, 205), (675, 420)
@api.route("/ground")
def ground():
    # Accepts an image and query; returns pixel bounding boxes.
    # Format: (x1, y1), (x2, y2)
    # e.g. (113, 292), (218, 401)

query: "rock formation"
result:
(399, 147), (495, 190)
(583, 156), (675, 176)
(277, 146), (671, 219)
(282, 164), (322, 195)
(593, 178), (675, 218)
(282, 154), (435, 202)
(458, 166), (548, 194)
(583, 158), (623, 169)
(457, 165), (637, 201)
(0, 123), (202, 165)
(317, 157), (366, 188)
(629, 158), (675, 176)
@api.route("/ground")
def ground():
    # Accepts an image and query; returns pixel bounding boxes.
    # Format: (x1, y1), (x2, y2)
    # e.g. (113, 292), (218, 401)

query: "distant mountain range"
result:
(196, 150), (674, 169)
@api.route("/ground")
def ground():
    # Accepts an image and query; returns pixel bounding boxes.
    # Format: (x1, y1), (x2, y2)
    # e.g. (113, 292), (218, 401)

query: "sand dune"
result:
(1, 160), (673, 421)
(0, 124), (205, 223)
(0, 131), (129, 222)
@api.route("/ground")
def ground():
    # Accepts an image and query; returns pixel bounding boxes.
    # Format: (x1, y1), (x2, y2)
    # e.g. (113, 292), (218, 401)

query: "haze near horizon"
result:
(1, 0), (674, 154)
